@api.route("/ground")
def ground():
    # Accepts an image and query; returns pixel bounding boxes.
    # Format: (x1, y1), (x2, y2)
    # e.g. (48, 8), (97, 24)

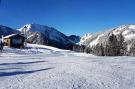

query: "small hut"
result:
(4, 34), (25, 48)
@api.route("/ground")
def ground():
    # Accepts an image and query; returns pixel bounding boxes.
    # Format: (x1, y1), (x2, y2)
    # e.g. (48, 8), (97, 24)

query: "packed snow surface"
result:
(0, 44), (135, 89)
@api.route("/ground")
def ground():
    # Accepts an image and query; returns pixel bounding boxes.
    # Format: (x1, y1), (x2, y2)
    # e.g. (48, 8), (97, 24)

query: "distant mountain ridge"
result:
(68, 35), (80, 44)
(0, 25), (20, 37)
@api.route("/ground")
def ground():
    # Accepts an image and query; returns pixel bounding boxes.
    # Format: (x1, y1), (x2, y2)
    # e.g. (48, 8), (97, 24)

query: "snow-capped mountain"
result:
(80, 24), (135, 47)
(18, 24), (76, 49)
(0, 25), (19, 37)
(79, 24), (135, 56)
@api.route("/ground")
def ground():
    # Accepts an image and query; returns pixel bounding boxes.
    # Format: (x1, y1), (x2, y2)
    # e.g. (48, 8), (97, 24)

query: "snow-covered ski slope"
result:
(0, 44), (135, 89)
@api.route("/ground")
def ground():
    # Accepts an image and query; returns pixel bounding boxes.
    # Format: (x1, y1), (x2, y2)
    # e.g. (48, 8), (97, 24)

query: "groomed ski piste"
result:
(0, 44), (135, 89)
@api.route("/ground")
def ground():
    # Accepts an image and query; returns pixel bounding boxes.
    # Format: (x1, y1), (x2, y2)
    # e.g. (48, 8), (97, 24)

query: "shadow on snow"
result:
(0, 61), (46, 66)
(0, 67), (55, 77)
(0, 68), (22, 70)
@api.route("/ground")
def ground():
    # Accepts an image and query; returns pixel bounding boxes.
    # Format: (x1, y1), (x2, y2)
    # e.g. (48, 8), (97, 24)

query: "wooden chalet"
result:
(4, 34), (25, 48)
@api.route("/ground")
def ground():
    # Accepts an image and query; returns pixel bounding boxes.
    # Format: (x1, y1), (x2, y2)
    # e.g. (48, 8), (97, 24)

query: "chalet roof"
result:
(4, 34), (25, 39)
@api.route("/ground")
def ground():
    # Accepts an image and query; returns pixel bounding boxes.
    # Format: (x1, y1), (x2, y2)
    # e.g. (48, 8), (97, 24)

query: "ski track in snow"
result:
(0, 45), (135, 89)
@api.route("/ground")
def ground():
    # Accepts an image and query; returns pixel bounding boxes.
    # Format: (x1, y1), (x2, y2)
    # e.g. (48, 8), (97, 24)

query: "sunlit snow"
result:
(0, 44), (135, 89)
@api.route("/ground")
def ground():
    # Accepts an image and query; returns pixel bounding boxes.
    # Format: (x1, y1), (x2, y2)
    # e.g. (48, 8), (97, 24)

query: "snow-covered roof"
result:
(3, 34), (24, 39)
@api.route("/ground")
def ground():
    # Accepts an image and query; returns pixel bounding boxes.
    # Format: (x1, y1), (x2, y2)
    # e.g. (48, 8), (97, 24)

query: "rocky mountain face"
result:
(79, 25), (135, 56)
(0, 25), (20, 37)
(18, 24), (78, 49)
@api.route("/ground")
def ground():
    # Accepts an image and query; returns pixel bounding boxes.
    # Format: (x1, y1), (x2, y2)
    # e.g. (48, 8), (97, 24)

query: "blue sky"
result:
(0, 0), (135, 36)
